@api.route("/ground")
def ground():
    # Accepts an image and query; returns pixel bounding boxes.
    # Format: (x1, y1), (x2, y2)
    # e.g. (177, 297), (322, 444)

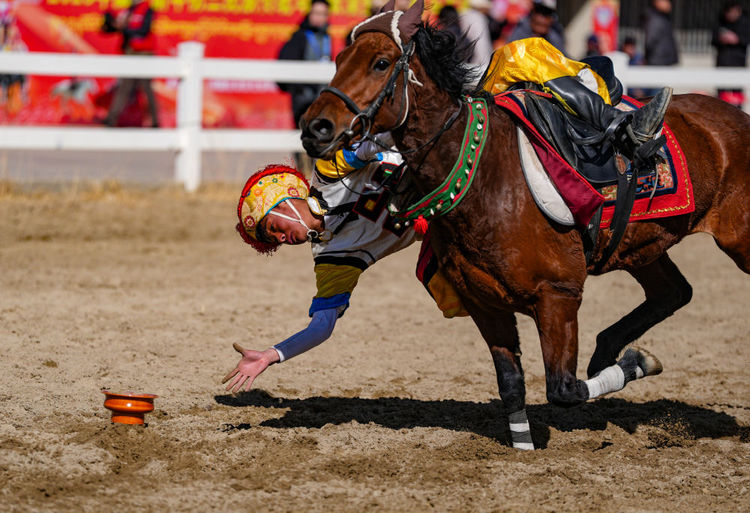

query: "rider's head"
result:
(236, 164), (325, 254)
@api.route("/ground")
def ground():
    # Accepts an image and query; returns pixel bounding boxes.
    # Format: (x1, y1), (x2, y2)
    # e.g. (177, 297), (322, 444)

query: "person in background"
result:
(712, 1), (750, 109)
(278, 0), (332, 174)
(585, 34), (601, 58)
(437, 4), (464, 44)
(0, 5), (27, 117)
(620, 36), (646, 99)
(460, 0), (494, 71)
(507, 0), (566, 55)
(644, 0), (678, 66)
(102, 0), (159, 128)
(279, 0), (332, 128)
(621, 36), (644, 66)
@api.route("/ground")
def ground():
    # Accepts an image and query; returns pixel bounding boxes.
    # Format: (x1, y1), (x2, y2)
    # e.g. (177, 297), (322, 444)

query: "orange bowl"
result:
(102, 390), (158, 425)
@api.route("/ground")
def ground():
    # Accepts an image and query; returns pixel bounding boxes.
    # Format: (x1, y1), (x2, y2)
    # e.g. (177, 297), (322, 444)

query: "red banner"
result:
(3, 0), (372, 127)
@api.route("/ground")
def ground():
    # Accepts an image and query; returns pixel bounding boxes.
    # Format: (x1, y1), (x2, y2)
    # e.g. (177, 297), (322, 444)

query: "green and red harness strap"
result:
(388, 96), (490, 234)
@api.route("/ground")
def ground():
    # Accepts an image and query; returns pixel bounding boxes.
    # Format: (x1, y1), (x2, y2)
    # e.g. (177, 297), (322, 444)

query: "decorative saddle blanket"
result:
(494, 91), (694, 229)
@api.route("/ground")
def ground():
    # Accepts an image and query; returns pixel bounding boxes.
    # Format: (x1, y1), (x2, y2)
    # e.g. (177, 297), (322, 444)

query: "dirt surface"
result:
(1, 183), (748, 512)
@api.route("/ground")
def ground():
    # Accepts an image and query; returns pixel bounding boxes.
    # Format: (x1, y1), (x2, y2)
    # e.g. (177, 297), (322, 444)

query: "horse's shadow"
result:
(214, 390), (747, 449)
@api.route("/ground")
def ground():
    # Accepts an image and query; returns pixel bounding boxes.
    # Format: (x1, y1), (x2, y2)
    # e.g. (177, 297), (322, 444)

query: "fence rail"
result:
(0, 43), (747, 190)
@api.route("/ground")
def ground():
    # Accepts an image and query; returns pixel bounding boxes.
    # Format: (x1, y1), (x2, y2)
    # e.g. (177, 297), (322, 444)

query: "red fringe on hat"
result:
(236, 164), (310, 255)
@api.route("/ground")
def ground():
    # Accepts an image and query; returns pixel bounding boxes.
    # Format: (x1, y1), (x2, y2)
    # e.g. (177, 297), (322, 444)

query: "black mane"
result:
(413, 23), (483, 99)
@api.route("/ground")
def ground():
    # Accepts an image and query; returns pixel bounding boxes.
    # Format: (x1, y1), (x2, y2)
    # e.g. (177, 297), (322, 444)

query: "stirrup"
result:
(632, 134), (666, 167)
(570, 110), (631, 146)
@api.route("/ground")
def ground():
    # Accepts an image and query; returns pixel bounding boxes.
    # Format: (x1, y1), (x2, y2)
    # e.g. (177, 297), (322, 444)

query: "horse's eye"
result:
(373, 58), (390, 72)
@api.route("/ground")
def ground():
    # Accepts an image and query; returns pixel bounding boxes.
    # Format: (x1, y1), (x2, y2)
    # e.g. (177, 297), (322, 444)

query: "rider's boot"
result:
(542, 76), (672, 163)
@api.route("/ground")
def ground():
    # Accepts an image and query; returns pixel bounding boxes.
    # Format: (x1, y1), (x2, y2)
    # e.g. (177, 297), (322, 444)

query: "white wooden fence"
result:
(0, 43), (747, 191)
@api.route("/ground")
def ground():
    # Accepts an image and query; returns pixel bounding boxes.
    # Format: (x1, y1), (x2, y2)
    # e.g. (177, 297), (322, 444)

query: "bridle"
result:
(318, 39), (421, 155)
(313, 32), (468, 203)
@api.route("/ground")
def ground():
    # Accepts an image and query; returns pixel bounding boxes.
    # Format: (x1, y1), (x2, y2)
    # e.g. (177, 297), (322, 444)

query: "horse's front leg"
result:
(535, 290), (663, 407)
(534, 291), (590, 406)
(470, 309), (534, 450)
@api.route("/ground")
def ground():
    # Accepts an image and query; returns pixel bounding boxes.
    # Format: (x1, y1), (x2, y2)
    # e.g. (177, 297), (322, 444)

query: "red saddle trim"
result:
(493, 91), (694, 229)
(494, 91), (605, 227)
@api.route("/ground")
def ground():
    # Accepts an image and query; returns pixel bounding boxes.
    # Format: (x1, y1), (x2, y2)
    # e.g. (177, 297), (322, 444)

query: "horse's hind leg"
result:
(470, 309), (533, 450)
(709, 207), (750, 274)
(587, 253), (692, 378)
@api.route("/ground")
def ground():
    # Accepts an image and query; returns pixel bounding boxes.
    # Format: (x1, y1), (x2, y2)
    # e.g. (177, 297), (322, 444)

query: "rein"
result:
(389, 96), (490, 224)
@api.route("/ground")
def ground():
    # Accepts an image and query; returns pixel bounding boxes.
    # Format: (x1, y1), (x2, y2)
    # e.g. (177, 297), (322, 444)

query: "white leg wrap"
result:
(508, 409), (534, 450)
(509, 421), (531, 433)
(585, 364), (625, 400)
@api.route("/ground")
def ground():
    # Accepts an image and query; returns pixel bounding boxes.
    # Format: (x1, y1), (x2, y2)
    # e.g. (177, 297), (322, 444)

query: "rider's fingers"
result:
(232, 375), (249, 394)
(232, 342), (246, 354)
(225, 372), (243, 392)
(242, 376), (256, 393)
(221, 368), (238, 384)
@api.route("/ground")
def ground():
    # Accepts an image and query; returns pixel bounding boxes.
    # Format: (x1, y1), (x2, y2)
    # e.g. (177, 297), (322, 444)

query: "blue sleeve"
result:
(309, 292), (351, 317)
(342, 149), (370, 169)
(273, 308), (338, 362)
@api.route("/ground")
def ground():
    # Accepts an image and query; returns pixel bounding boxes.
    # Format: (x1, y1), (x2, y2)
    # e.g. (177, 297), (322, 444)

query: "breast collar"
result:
(388, 96), (490, 225)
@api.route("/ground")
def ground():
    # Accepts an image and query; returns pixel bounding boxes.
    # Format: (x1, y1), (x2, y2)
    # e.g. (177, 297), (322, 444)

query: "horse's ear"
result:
(378, 0), (396, 13)
(398, 0), (424, 40)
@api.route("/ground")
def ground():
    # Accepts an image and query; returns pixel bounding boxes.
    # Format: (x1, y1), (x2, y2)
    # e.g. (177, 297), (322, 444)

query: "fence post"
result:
(176, 42), (205, 192)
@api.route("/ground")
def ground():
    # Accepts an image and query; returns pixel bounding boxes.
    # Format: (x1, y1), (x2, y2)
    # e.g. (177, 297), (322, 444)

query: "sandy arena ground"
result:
(0, 182), (748, 512)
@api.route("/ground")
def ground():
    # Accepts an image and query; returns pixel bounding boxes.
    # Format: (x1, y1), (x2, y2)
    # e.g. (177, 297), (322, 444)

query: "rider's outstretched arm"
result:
(272, 307), (338, 361)
(223, 267), (359, 393)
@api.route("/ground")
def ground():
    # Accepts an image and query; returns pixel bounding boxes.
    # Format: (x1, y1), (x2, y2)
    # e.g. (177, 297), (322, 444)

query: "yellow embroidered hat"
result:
(236, 164), (310, 254)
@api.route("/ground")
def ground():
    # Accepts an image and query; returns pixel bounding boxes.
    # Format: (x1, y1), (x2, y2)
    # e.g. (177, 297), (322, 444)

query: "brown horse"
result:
(300, 0), (750, 449)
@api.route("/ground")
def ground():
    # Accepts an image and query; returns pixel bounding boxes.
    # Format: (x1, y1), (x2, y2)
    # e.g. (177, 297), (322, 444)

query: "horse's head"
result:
(300, 0), (426, 159)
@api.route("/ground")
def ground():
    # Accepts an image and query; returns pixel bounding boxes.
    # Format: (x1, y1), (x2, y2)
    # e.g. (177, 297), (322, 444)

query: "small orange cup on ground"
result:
(101, 390), (159, 425)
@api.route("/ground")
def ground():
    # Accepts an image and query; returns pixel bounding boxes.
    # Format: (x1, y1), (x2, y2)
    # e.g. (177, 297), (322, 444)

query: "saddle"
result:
(507, 57), (666, 269)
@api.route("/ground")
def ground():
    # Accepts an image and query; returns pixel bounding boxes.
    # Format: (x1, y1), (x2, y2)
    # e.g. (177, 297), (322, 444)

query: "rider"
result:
(481, 37), (672, 162)
(224, 142), (466, 393)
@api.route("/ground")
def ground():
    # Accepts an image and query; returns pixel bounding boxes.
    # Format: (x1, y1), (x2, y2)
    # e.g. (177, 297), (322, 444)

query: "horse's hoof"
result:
(629, 346), (663, 377)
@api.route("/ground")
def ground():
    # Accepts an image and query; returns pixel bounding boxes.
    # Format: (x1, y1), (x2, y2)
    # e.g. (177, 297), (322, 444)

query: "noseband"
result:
(320, 40), (419, 146)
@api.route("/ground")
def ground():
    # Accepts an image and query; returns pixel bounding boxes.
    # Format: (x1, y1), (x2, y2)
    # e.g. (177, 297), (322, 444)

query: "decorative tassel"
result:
(413, 215), (428, 235)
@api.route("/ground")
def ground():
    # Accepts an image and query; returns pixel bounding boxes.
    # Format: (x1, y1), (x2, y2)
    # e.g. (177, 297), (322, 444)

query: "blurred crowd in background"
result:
(0, 0), (748, 128)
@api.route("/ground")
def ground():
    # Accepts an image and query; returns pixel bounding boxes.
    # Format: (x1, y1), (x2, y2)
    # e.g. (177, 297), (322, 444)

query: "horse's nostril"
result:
(309, 118), (335, 142)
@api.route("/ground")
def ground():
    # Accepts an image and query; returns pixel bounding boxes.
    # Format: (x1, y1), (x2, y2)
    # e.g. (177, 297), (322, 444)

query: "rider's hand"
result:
(221, 343), (280, 393)
(354, 132), (394, 162)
